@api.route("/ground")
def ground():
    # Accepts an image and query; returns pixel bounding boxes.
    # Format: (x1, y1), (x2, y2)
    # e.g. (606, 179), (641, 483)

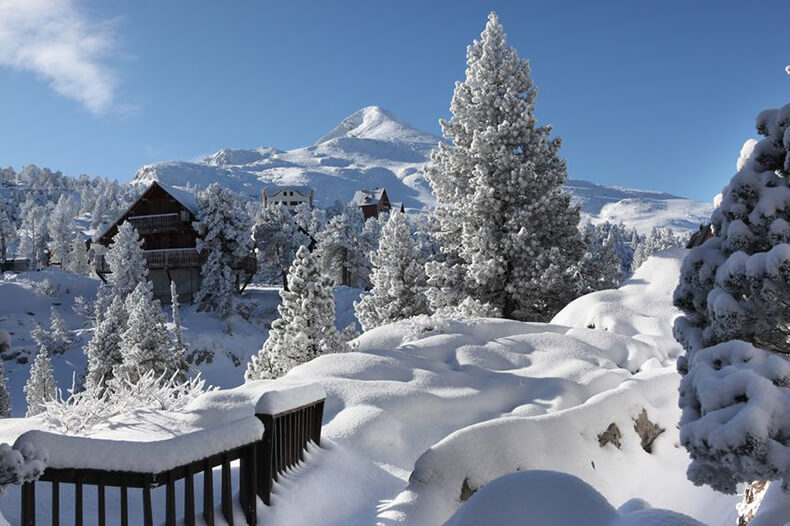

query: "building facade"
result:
(261, 186), (314, 210)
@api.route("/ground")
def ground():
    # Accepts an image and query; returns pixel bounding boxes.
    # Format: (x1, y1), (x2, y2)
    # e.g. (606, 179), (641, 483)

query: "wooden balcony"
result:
(95, 250), (256, 274)
(127, 213), (184, 235)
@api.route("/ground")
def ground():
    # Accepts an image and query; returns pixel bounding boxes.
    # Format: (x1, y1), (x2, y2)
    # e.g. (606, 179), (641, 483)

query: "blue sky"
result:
(0, 0), (787, 201)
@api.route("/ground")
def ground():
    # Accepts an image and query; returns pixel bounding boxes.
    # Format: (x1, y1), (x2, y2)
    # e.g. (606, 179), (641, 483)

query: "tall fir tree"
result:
(355, 212), (429, 331)
(115, 282), (184, 384)
(0, 203), (16, 262)
(0, 360), (11, 418)
(425, 12), (582, 321)
(84, 295), (127, 391)
(47, 195), (77, 268)
(251, 204), (309, 287)
(24, 345), (56, 416)
(94, 221), (148, 322)
(245, 246), (346, 380)
(315, 207), (370, 288)
(193, 183), (252, 319)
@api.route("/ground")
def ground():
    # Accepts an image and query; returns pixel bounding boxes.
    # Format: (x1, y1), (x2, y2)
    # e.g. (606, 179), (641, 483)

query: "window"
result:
(290, 201), (298, 206)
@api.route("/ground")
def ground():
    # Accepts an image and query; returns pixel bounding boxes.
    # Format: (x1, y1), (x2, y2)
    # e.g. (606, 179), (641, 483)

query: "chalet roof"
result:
(262, 184), (313, 197)
(350, 188), (386, 207)
(95, 181), (199, 242)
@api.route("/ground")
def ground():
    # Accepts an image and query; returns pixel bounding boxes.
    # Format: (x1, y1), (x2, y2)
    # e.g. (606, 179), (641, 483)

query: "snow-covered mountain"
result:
(133, 106), (712, 234)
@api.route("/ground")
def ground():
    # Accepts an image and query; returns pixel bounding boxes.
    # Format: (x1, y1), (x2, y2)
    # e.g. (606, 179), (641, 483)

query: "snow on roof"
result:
(155, 181), (199, 214)
(350, 188), (385, 206)
(262, 184), (313, 197)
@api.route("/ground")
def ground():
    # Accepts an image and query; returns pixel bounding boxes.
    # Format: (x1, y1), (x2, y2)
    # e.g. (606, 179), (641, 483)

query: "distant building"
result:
(350, 188), (392, 219)
(261, 185), (314, 210)
(95, 181), (255, 303)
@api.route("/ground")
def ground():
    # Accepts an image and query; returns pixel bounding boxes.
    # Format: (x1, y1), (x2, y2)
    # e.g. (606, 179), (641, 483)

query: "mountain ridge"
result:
(133, 106), (712, 234)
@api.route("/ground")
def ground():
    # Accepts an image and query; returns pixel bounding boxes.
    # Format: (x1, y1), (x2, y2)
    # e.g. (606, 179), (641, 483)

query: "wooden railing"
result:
(95, 251), (256, 274)
(127, 214), (184, 235)
(18, 397), (325, 526)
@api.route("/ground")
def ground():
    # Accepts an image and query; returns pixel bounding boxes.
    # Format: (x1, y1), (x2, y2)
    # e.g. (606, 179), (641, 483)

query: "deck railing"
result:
(95, 250), (256, 274)
(17, 392), (325, 526)
(127, 214), (184, 235)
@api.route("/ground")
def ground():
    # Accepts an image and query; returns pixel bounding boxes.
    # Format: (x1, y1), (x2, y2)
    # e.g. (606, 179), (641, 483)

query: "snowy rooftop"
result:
(350, 188), (385, 206)
(262, 184), (313, 196)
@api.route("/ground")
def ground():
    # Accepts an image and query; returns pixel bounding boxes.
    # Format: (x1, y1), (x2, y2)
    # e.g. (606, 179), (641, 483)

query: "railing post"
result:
(257, 413), (274, 506)
(21, 480), (35, 526)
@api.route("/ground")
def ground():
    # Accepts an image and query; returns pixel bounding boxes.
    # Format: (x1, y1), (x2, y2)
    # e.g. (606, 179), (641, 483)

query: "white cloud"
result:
(0, 0), (118, 114)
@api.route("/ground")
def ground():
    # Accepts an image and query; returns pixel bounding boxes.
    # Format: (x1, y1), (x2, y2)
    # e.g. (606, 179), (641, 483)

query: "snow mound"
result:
(552, 247), (687, 354)
(442, 470), (704, 526)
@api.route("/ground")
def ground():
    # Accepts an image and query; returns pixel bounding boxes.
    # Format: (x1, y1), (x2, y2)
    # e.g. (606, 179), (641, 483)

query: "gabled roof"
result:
(262, 184), (313, 197)
(95, 181), (199, 242)
(350, 188), (386, 207)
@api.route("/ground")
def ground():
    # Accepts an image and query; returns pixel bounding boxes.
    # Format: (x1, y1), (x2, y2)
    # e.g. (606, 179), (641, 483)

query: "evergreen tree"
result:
(24, 345), (56, 416)
(425, 12), (582, 321)
(49, 307), (72, 354)
(245, 246), (346, 380)
(66, 235), (91, 275)
(315, 207), (370, 288)
(193, 183), (253, 319)
(355, 212), (430, 331)
(0, 360), (10, 418)
(94, 221), (148, 322)
(576, 224), (624, 294)
(252, 204), (309, 287)
(47, 195), (77, 267)
(17, 198), (51, 270)
(170, 280), (185, 353)
(632, 226), (681, 272)
(674, 103), (790, 492)
(115, 282), (184, 384)
(0, 203), (16, 262)
(84, 295), (126, 391)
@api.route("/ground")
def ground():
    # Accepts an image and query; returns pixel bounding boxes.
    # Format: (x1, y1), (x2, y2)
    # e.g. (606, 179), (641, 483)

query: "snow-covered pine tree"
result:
(49, 307), (72, 354)
(425, 12), (582, 321)
(0, 361), (11, 418)
(355, 212), (430, 331)
(66, 235), (91, 275)
(674, 103), (790, 493)
(17, 198), (51, 270)
(576, 224), (623, 295)
(193, 183), (253, 319)
(245, 246), (346, 380)
(115, 282), (184, 384)
(0, 203), (16, 262)
(631, 226), (681, 272)
(170, 280), (185, 353)
(24, 345), (56, 416)
(47, 195), (77, 268)
(252, 204), (309, 287)
(315, 207), (370, 288)
(84, 295), (126, 391)
(94, 220), (148, 322)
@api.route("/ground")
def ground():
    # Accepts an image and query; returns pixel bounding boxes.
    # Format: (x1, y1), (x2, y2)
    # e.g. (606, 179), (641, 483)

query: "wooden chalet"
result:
(350, 188), (392, 219)
(95, 181), (255, 303)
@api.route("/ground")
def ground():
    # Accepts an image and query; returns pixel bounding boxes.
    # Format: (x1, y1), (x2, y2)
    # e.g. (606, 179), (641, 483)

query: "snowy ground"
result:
(0, 270), (362, 417)
(0, 251), (744, 524)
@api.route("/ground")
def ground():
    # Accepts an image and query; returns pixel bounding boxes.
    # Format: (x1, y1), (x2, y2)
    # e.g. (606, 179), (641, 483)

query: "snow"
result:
(249, 251), (737, 526)
(442, 471), (704, 526)
(254, 380), (326, 415)
(133, 107), (710, 235)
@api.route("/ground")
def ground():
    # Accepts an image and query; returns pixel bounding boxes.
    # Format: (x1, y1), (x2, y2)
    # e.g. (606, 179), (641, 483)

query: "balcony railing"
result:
(95, 250), (256, 274)
(127, 214), (184, 235)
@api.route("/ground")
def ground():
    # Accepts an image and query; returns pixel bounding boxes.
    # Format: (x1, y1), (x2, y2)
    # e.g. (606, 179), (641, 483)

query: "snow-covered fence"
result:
(14, 383), (326, 526)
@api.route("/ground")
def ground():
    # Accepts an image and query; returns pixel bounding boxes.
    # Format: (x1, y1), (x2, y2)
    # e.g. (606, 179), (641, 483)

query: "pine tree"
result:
(47, 195), (77, 268)
(576, 224), (624, 294)
(17, 198), (51, 270)
(193, 183), (252, 319)
(252, 204), (309, 287)
(425, 12), (582, 321)
(94, 221), (148, 322)
(631, 226), (680, 272)
(170, 280), (185, 353)
(0, 360), (11, 418)
(49, 307), (72, 354)
(0, 203), (16, 262)
(24, 345), (56, 416)
(115, 282), (184, 384)
(66, 235), (91, 275)
(674, 103), (790, 492)
(245, 246), (346, 380)
(84, 295), (126, 391)
(315, 207), (370, 288)
(355, 212), (430, 331)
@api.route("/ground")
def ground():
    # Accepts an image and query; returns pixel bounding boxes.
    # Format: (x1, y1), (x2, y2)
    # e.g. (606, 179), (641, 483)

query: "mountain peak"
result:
(315, 106), (438, 145)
